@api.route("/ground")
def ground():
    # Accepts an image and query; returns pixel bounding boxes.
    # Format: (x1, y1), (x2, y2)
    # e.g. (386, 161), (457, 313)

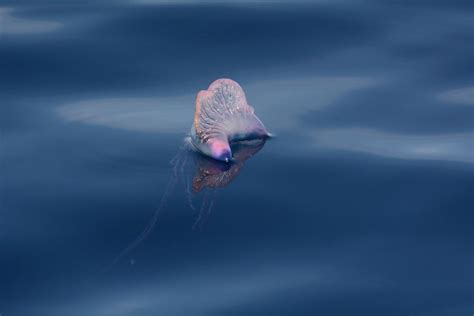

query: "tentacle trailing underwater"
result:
(107, 138), (267, 267)
(107, 148), (186, 268)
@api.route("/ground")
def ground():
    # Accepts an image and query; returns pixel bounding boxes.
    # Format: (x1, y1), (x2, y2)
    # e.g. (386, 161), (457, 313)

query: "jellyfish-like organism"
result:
(190, 79), (270, 162)
(107, 79), (271, 268)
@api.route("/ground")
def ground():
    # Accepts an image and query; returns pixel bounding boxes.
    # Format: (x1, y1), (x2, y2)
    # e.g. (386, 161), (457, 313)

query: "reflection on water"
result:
(191, 139), (267, 192)
(0, 7), (61, 35)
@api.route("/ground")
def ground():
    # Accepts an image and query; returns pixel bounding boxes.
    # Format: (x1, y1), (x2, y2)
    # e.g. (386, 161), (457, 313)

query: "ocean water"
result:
(1, 1), (473, 315)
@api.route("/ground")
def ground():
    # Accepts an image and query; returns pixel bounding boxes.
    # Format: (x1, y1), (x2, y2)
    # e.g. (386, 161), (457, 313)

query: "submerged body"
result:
(190, 79), (270, 162)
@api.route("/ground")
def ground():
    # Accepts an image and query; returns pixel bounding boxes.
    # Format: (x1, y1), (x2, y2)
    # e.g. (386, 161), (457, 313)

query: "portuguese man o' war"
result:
(107, 79), (270, 268)
(190, 79), (271, 162)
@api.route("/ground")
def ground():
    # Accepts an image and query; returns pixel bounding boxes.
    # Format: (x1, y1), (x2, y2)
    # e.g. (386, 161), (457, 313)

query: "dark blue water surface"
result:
(1, 1), (473, 315)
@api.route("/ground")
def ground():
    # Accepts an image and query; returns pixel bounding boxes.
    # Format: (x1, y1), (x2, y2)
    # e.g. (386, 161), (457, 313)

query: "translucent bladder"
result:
(190, 79), (270, 162)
